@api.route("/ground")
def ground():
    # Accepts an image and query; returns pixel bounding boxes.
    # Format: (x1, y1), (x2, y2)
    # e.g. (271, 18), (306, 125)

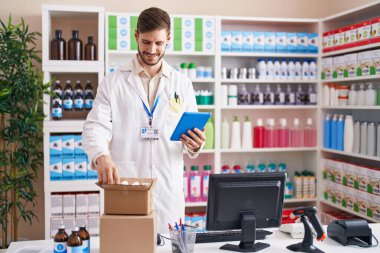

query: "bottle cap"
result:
(79, 224), (86, 229)
(88, 36), (93, 43)
(256, 118), (263, 126)
(307, 118), (313, 126)
(183, 166), (186, 171)
(280, 118), (287, 127)
(180, 62), (188, 69)
(244, 116), (250, 122)
(294, 118), (300, 126)
(76, 80), (80, 84)
(55, 30), (62, 37)
(59, 224), (65, 229)
(191, 165), (199, 171)
(233, 116), (238, 122)
(267, 118), (275, 127)
(56, 80), (61, 84)
(72, 30), (79, 38)
(188, 63), (196, 69)
(72, 227), (79, 232)
(204, 165), (212, 171)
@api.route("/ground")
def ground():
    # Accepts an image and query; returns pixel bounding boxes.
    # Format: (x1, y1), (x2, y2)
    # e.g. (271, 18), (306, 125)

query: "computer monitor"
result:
(206, 172), (286, 252)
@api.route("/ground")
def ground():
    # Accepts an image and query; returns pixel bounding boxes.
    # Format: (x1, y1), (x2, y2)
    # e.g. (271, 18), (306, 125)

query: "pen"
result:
(168, 223), (173, 232)
(175, 222), (179, 231)
(174, 92), (178, 103)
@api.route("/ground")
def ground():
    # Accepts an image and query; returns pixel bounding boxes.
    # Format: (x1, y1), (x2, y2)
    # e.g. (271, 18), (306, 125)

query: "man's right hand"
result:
(96, 155), (120, 185)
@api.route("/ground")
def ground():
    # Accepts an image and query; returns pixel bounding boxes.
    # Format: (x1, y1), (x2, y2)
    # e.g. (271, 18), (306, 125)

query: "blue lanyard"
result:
(142, 96), (160, 126)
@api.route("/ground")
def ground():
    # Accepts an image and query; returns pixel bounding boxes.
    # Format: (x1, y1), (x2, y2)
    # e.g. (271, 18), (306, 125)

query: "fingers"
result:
(97, 168), (103, 185)
(180, 136), (197, 150)
(99, 165), (119, 184)
(113, 167), (121, 184)
(107, 167), (113, 184)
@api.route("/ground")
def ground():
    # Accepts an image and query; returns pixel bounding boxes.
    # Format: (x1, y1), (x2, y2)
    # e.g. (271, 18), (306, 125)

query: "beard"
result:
(137, 46), (165, 66)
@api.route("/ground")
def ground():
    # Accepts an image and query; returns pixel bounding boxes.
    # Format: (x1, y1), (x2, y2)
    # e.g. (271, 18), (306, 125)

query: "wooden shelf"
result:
(321, 148), (380, 162)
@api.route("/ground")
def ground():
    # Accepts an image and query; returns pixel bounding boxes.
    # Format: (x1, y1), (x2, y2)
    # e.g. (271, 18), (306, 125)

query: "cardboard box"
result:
(308, 33), (319, 53)
(50, 217), (64, 238)
(50, 157), (62, 181)
(333, 28), (346, 50)
(100, 210), (156, 253)
(51, 194), (63, 217)
(344, 186), (356, 211)
(357, 51), (373, 76)
(367, 168), (380, 195)
(264, 32), (276, 52)
(367, 194), (380, 221)
(231, 31), (243, 52)
(344, 53), (357, 77)
(63, 194), (75, 217)
(286, 33), (297, 53)
(370, 17), (380, 43)
(323, 31), (334, 52)
(87, 157), (98, 180)
(76, 194), (88, 216)
(221, 31), (232, 52)
(75, 216), (88, 228)
(297, 33), (308, 53)
(342, 162), (356, 188)
(88, 216), (100, 237)
(99, 178), (156, 215)
(331, 159), (343, 184)
(254, 31), (265, 52)
(276, 32), (287, 53)
(243, 32), (254, 52)
(63, 217), (76, 234)
(74, 157), (87, 180)
(356, 20), (371, 46)
(354, 165), (368, 191)
(355, 189), (368, 215)
(321, 57), (333, 80)
(88, 193), (100, 216)
(62, 157), (75, 181)
(50, 136), (62, 157)
(74, 135), (86, 157)
(62, 135), (74, 158)
(333, 55), (345, 79)
(371, 49), (380, 75)
(344, 25), (357, 48)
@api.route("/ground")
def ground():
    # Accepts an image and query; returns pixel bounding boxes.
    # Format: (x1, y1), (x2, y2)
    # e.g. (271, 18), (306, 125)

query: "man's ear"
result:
(167, 32), (171, 42)
(134, 29), (138, 41)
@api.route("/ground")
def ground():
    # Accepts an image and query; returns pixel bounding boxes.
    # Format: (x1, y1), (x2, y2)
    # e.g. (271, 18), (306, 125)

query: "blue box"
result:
(242, 32), (254, 52)
(231, 31), (243, 52)
(87, 157), (98, 180)
(192, 214), (204, 232)
(62, 135), (75, 158)
(264, 32), (276, 52)
(297, 33), (308, 53)
(276, 32), (287, 53)
(185, 216), (192, 227)
(308, 33), (319, 53)
(50, 136), (62, 158)
(62, 157), (75, 180)
(75, 157), (87, 180)
(286, 33), (298, 53)
(221, 31), (232, 52)
(50, 157), (62, 181)
(254, 32), (265, 52)
(74, 135), (86, 157)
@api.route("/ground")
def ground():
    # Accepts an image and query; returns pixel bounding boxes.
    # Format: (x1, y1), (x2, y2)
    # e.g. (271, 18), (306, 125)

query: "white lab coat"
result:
(82, 58), (198, 234)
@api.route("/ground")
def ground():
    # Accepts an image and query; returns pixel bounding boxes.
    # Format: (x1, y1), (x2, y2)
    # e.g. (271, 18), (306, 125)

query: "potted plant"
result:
(0, 16), (50, 248)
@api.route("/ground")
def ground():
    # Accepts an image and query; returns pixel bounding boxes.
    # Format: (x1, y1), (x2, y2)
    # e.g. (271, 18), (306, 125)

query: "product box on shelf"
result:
(323, 31), (334, 52)
(322, 158), (332, 180)
(74, 157), (87, 180)
(254, 31), (265, 52)
(344, 53), (357, 77)
(334, 183), (343, 206)
(342, 162), (356, 188)
(75, 193), (89, 217)
(74, 135), (86, 157)
(75, 216), (88, 228)
(355, 189), (368, 215)
(331, 159), (343, 184)
(87, 158), (98, 179)
(321, 57), (333, 80)
(88, 193), (100, 216)
(371, 49), (380, 75)
(333, 28), (346, 51)
(182, 40), (195, 52)
(357, 51), (373, 76)
(116, 15), (129, 27)
(88, 216), (100, 237)
(344, 186), (356, 211)
(63, 194), (76, 217)
(356, 20), (371, 46)
(355, 165), (368, 192)
(50, 157), (62, 181)
(333, 55), (345, 79)
(276, 32), (287, 53)
(99, 178), (156, 215)
(323, 180), (334, 201)
(203, 40), (214, 52)
(370, 17), (380, 43)
(50, 194), (63, 217)
(286, 33), (297, 53)
(62, 135), (74, 158)
(308, 33), (318, 53)
(100, 210), (156, 253)
(192, 213), (205, 232)
(344, 25), (357, 48)
(50, 136), (62, 157)
(50, 217), (64, 238)
(221, 31), (232, 52)
(367, 168), (380, 195)
(62, 157), (75, 180)
(297, 33), (308, 53)
(231, 31), (243, 52)
(367, 194), (380, 221)
(243, 32), (254, 52)
(63, 217), (76, 235)
(264, 32), (276, 52)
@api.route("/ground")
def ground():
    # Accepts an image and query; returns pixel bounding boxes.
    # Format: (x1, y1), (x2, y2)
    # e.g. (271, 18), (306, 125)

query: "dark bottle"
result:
(79, 225), (90, 253)
(85, 92), (94, 110)
(84, 80), (93, 97)
(74, 80), (83, 97)
(54, 224), (68, 253)
(84, 36), (97, 61)
(64, 80), (73, 97)
(74, 92), (84, 111)
(68, 227), (83, 252)
(68, 30), (83, 60)
(52, 100), (62, 120)
(53, 80), (63, 99)
(51, 30), (66, 60)
(63, 81), (73, 112)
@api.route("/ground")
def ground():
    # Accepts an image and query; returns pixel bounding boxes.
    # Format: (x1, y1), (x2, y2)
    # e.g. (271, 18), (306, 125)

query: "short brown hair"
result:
(137, 7), (171, 34)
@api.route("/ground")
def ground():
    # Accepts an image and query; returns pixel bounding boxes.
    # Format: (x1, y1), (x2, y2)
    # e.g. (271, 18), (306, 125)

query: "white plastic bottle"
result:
(323, 83), (330, 106)
(294, 59), (302, 81)
(306, 85), (317, 105)
(256, 58), (267, 80)
(230, 116), (241, 149)
(365, 82), (376, 106)
(266, 58), (275, 80)
(275, 84), (285, 105)
(357, 83), (366, 106)
(348, 84), (356, 106)
(280, 58), (288, 81)
(221, 118), (230, 149)
(285, 84), (296, 105)
(288, 59), (296, 81)
(329, 84), (336, 106)
(302, 60), (310, 81)
(274, 58), (281, 81)
(309, 60), (317, 81)
(253, 84), (264, 105)
(264, 84), (274, 105)
(242, 116), (253, 149)
(344, 115), (354, 152)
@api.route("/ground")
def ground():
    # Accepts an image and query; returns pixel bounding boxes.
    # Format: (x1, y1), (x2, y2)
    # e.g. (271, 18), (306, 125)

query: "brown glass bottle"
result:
(50, 30), (66, 60)
(54, 225), (68, 252)
(84, 36), (97, 61)
(68, 227), (83, 251)
(79, 225), (90, 253)
(68, 30), (83, 60)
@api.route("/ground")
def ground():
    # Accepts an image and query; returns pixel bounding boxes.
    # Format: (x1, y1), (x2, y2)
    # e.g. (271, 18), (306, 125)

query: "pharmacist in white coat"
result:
(82, 7), (205, 234)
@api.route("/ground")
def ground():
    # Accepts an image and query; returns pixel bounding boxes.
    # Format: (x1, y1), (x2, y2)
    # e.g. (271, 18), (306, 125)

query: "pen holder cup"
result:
(169, 227), (197, 253)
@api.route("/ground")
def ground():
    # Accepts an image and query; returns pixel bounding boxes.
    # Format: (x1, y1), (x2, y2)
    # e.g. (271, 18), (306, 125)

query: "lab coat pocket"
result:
(113, 161), (138, 178)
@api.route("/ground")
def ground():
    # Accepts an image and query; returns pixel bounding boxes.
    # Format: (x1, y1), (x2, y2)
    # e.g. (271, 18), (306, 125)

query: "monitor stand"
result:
(220, 212), (270, 252)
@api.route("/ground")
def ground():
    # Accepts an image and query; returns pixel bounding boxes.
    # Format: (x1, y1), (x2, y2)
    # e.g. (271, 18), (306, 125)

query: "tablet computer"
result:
(170, 112), (212, 141)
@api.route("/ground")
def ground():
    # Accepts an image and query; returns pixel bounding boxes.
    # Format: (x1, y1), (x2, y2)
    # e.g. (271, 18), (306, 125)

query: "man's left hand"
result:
(180, 128), (206, 152)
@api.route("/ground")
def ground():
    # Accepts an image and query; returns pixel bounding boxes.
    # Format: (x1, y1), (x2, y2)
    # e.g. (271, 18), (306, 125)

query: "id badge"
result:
(140, 127), (159, 140)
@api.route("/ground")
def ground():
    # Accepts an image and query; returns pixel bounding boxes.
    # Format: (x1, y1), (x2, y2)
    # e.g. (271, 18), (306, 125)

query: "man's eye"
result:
(157, 42), (163, 46)
(143, 41), (150, 44)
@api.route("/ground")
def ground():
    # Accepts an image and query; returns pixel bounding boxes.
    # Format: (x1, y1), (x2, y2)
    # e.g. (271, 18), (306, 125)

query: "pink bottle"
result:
(183, 166), (189, 202)
(304, 118), (317, 147)
(253, 118), (266, 148)
(278, 118), (290, 147)
(201, 165), (211, 202)
(290, 118), (303, 147)
(265, 118), (276, 148)
(189, 165), (201, 202)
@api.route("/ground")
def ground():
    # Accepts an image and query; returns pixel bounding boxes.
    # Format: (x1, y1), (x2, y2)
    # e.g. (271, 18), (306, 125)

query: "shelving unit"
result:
(42, 5), (105, 239)
(319, 1), (380, 223)
(221, 79), (317, 84)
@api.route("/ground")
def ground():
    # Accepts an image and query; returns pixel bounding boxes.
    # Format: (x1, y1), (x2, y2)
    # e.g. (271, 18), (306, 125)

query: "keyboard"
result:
(195, 230), (272, 244)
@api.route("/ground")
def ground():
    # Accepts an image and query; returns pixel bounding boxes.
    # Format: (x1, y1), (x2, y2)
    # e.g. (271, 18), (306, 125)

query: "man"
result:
(82, 7), (206, 233)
